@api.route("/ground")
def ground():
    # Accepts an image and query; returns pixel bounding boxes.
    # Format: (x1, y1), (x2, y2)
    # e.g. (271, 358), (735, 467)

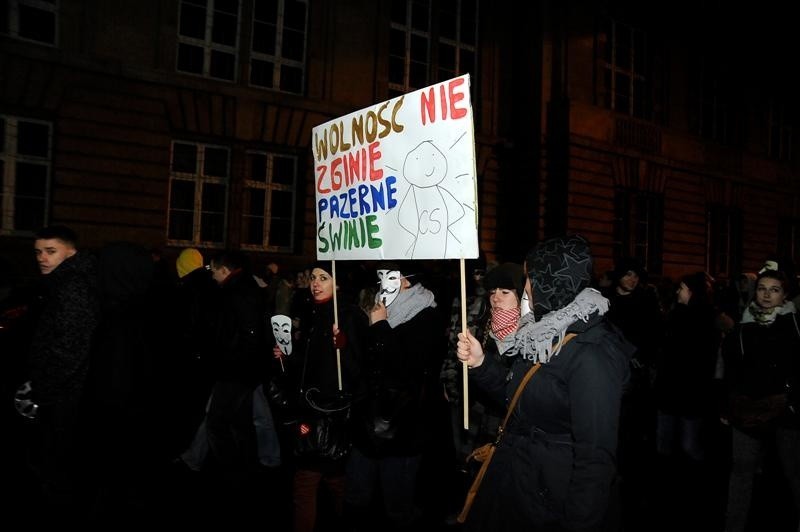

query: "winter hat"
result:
(309, 260), (332, 276)
(526, 235), (593, 320)
(681, 272), (709, 303)
(613, 257), (647, 284)
(484, 262), (525, 300)
(758, 260), (779, 274)
(176, 248), (203, 279)
(376, 260), (420, 285)
(375, 261), (402, 274)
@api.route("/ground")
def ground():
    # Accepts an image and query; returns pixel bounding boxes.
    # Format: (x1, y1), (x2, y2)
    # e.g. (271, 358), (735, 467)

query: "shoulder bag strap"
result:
(495, 332), (577, 443)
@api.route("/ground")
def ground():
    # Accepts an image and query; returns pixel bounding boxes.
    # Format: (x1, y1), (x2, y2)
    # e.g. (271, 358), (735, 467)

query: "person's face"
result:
(271, 314), (292, 355)
(309, 268), (333, 302)
(210, 263), (230, 284)
(618, 270), (640, 293)
(736, 276), (750, 292)
(755, 277), (786, 310)
(34, 238), (76, 275)
(676, 282), (692, 305)
(376, 269), (403, 306)
(489, 288), (519, 311)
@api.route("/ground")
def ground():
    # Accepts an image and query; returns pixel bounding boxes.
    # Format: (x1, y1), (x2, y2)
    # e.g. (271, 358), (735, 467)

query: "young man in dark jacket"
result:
(205, 250), (268, 499)
(19, 225), (99, 520)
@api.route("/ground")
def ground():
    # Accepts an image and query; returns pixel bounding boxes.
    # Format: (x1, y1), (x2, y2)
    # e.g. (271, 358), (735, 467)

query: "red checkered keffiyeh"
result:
(491, 307), (520, 340)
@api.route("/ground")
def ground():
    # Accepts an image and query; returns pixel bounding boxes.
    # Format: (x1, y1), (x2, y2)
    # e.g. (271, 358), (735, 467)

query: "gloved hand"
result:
(14, 381), (38, 420)
(332, 325), (347, 349)
(333, 331), (347, 349)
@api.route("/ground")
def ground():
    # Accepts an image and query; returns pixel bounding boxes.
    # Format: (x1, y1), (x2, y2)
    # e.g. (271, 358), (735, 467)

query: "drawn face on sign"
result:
(376, 269), (403, 306)
(403, 140), (448, 188)
(271, 314), (292, 356)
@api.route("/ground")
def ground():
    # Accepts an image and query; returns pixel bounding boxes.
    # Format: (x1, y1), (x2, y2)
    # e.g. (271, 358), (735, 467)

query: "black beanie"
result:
(309, 260), (332, 276)
(526, 235), (593, 320)
(484, 262), (525, 300)
(613, 257), (647, 283)
(681, 271), (709, 304)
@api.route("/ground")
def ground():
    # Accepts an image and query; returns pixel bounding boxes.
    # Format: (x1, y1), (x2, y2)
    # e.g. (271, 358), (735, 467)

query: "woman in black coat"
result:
(281, 261), (365, 532)
(654, 272), (719, 461)
(457, 235), (633, 531)
(721, 269), (800, 532)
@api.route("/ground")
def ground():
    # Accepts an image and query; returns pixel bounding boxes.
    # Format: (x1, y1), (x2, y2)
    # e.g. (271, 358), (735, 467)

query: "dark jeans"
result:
(725, 426), (800, 532)
(294, 468), (345, 532)
(345, 446), (422, 529)
(206, 380), (256, 479)
(31, 397), (88, 522)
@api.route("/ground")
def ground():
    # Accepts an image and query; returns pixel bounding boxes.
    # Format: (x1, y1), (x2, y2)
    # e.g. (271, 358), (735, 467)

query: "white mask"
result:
(376, 269), (403, 306)
(521, 291), (532, 318)
(271, 314), (292, 356)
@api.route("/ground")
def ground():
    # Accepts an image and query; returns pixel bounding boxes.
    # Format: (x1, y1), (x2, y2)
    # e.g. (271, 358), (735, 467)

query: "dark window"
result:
(707, 205), (743, 277)
(614, 187), (663, 275)
(249, 0), (307, 93)
(177, 0), (239, 81)
(242, 151), (297, 251)
(0, 116), (51, 234)
(168, 141), (229, 246)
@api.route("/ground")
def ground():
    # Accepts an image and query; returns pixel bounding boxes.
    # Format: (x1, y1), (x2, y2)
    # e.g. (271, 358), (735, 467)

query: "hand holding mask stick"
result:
(271, 314), (293, 372)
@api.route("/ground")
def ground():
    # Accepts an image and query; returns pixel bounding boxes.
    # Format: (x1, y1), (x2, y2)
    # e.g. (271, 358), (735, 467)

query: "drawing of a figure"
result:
(397, 140), (466, 258)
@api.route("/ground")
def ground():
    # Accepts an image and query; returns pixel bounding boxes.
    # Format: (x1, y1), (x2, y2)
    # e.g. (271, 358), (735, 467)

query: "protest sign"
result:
(312, 74), (479, 260)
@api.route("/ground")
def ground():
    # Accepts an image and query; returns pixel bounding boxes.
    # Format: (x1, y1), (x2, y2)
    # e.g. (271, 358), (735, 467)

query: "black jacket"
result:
(655, 301), (719, 417)
(352, 305), (442, 458)
(209, 270), (268, 385)
(28, 252), (99, 405)
(465, 314), (633, 532)
(722, 307), (800, 429)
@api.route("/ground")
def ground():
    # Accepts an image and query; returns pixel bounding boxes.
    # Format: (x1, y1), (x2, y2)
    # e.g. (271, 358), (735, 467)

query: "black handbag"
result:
(293, 388), (352, 461)
(291, 341), (352, 461)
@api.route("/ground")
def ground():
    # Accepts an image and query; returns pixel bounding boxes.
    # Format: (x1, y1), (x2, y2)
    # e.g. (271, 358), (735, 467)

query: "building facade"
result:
(1, 0), (798, 284)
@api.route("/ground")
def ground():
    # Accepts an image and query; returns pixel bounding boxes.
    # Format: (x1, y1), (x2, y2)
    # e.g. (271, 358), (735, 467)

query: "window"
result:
(177, 0), (240, 81)
(613, 187), (663, 275)
(689, 57), (740, 145)
(706, 205), (742, 277)
(250, 0), (307, 94)
(599, 18), (649, 119)
(242, 151), (297, 251)
(0, 115), (51, 234)
(768, 100), (793, 162)
(435, 0), (477, 84)
(167, 141), (229, 246)
(389, 0), (477, 98)
(1, 0), (58, 45)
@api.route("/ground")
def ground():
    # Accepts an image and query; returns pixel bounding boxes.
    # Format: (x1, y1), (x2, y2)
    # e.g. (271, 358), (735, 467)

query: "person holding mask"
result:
(346, 262), (440, 531)
(722, 269), (800, 532)
(456, 235), (633, 531)
(282, 261), (365, 532)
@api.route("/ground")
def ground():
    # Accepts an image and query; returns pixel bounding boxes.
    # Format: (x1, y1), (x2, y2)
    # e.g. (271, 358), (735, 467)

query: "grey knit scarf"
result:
(386, 283), (437, 328)
(510, 287), (609, 363)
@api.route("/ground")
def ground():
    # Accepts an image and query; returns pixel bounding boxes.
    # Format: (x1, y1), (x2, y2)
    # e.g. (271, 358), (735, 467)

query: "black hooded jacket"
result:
(466, 314), (633, 532)
(28, 252), (99, 405)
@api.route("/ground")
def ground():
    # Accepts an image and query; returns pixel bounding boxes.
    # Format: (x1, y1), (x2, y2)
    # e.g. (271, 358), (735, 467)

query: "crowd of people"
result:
(2, 226), (799, 531)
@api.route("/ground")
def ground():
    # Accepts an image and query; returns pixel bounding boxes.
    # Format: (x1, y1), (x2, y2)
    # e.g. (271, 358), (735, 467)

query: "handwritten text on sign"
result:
(312, 75), (478, 260)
